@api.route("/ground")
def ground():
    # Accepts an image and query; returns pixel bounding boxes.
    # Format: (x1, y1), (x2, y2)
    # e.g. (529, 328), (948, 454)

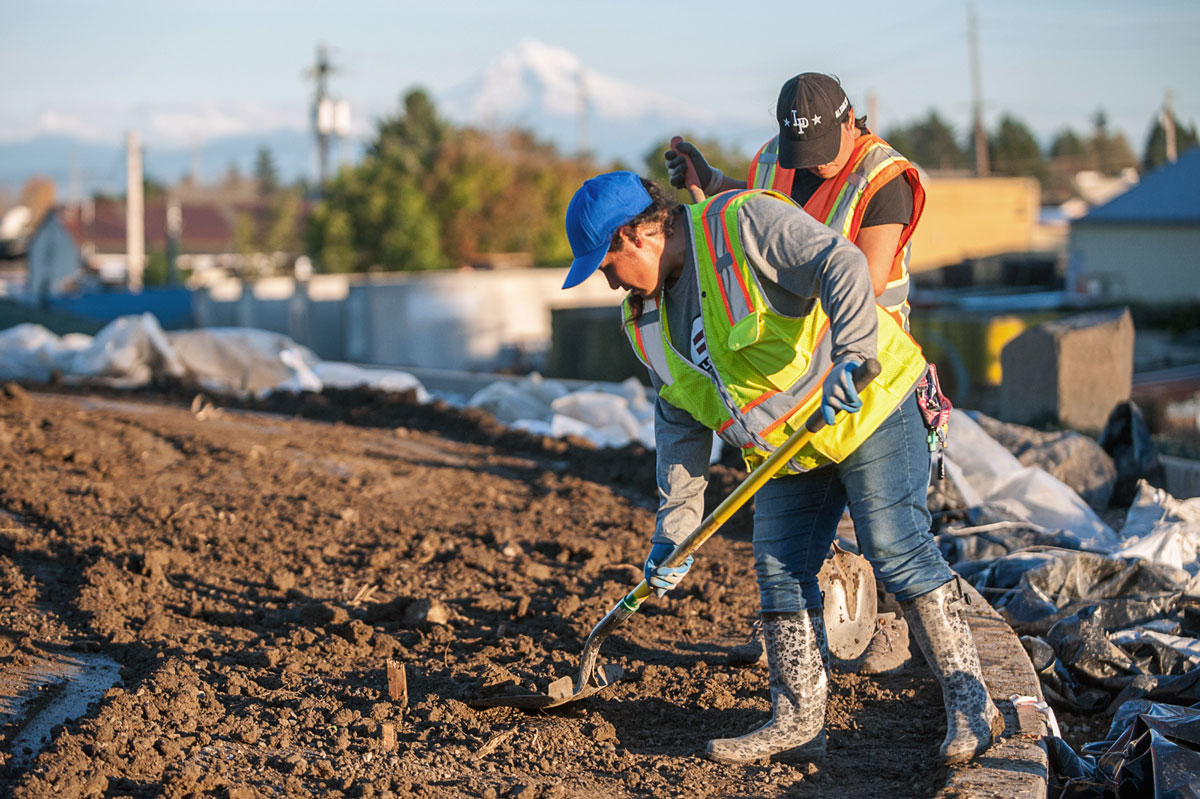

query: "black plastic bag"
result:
(1050, 702), (1200, 799)
(1098, 401), (1164, 507)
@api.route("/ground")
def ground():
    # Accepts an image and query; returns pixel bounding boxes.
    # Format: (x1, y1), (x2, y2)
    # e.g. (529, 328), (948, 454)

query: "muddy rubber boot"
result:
(902, 579), (1004, 765)
(732, 610), (830, 671)
(809, 609), (830, 673)
(856, 612), (913, 675)
(706, 612), (827, 764)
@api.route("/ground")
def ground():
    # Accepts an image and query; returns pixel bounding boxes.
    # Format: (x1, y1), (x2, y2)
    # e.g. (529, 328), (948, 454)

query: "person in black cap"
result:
(666, 73), (923, 331)
(667, 72), (930, 674)
(560, 170), (1001, 767)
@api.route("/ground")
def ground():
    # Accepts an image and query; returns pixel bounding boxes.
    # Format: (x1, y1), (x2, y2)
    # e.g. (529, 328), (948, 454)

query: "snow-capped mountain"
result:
(0, 40), (764, 197)
(437, 39), (760, 165)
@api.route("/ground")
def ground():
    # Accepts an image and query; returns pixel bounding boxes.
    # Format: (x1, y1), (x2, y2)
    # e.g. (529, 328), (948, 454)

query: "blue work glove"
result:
(820, 359), (864, 427)
(663, 140), (719, 194)
(643, 541), (693, 598)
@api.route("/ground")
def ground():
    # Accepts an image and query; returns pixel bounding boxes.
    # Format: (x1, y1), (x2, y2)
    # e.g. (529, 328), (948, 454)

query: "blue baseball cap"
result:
(562, 171), (653, 289)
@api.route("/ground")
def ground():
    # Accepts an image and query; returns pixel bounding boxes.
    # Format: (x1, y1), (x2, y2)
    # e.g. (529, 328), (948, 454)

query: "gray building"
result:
(1067, 148), (1200, 303)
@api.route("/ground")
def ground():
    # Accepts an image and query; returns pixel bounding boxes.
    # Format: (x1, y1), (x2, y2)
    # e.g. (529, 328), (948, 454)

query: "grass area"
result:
(0, 297), (106, 336)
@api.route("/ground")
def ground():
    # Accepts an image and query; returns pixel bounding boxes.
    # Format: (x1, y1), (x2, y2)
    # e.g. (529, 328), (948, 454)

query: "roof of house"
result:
(49, 199), (240, 254)
(1077, 147), (1200, 226)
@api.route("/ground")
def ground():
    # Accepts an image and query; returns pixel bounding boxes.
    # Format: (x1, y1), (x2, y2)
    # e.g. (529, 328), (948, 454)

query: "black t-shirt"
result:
(789, 161), (914, 229)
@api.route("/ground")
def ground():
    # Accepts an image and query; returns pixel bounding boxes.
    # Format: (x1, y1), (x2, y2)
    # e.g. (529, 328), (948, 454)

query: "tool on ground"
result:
(669, 136), (707, 204)
(469, 359), (881, 711)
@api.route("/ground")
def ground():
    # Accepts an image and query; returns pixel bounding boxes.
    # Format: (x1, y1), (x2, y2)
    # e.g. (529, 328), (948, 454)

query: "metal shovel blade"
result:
(819, 543), (877, 661)
(467, 663), (624, 710)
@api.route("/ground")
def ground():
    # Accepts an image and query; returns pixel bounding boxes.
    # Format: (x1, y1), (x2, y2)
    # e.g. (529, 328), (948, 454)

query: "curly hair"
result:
(608, 177), (680, 253)
(612, 177), (685, 324)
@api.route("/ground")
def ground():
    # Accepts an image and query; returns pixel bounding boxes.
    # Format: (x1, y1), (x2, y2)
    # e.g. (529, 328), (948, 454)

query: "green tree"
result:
(988, 114), (1045, 182)
(307, 88), (594, 272)
(1050, 129), (1087, 160)
(1045, 128), (1090, 204)
(254, 146), (280, 198)
(233, 212), (257, 257)
(1088, 109), (1137, 176)
(1143, 112), (1199, 171)
(884, 111), (966, 172)
(264, 188), (305, 253)
(143, 249), (169, 287)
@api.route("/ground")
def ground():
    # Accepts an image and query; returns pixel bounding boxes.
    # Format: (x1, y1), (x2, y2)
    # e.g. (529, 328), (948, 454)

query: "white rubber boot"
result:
(902, 579), (1004, 765)
(706, 612), (827, 764)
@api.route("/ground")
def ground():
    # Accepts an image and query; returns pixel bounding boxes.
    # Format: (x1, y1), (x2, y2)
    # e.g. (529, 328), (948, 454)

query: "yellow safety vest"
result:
(624, 190), (927, 475)
(747, 134), (924, 330)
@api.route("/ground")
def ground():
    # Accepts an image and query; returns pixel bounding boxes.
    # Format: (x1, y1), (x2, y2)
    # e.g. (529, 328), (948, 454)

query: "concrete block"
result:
(1000, 307), (1133, 431)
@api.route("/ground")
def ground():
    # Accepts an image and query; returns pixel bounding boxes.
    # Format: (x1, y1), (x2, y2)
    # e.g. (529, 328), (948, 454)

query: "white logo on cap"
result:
(835, 97), (849, 117)
(787, 109), (826, 136)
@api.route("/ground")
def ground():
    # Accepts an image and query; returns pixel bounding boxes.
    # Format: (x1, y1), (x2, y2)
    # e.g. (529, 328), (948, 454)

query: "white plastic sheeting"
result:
(1113, 481), (1200, 578)
(0, 315), (429, 403)
(945, 409), (1120, 551)
(474, 373), (656, 450)
(0, 318), (184, 387)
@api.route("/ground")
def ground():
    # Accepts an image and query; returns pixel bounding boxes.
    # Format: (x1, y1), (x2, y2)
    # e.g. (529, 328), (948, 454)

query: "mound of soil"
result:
(0, 383), (950, 798)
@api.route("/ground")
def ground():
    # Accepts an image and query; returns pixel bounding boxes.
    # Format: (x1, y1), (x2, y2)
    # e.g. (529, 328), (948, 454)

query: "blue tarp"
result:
(48, 288), (194, 330)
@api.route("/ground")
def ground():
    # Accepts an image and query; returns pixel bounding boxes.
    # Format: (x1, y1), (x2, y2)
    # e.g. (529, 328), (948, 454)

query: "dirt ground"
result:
(0, 382), (968, 799)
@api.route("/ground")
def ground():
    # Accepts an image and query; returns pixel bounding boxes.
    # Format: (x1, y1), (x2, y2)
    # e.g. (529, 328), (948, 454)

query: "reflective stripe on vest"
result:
(623, 189), (927, 474)
(747, 135), (924, 330)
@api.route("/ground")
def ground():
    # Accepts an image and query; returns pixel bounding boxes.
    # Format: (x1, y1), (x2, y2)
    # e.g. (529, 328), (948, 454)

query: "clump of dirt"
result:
(0, 384), (947, 798)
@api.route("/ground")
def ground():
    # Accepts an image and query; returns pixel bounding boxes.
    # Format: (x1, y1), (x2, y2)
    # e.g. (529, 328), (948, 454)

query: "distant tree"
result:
(233, 212), (257, 257)
(372, 89), (447, 175)
(141, 177), (167, 201)
(143, 250), (170, 287)
(1045, 128), (1091, 204)
(222, 161), (247, 189)
(884, 111), (966, 172)
(988, 114), (1046, 182)
(641, 136), (751, 201)
(263, 188), (304, 254)
(1050, 129), (1088, 160)
(1143, 112), (1199, 171)
(1088, 109), (1137, 176)
(307, 88), (590, 273)
(254, 146), (280, 198)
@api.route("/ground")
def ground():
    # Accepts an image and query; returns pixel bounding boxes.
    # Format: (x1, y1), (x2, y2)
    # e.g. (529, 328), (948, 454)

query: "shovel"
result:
(470, 359), (881, 710)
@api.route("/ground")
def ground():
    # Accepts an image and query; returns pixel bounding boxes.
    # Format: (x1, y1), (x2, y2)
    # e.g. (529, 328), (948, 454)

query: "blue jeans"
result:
(752, 393), (953, 613)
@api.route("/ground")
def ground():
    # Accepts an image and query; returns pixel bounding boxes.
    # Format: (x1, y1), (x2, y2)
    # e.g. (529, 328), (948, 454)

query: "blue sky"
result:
(2, 0), (1196, 154)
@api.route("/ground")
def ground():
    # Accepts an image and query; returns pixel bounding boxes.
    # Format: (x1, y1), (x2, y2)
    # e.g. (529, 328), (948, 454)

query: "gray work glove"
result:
(663, 140), (723, 195)
(643, 541), (693, 598)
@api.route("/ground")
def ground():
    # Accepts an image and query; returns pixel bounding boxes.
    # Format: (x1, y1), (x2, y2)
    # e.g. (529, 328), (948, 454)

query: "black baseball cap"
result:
(775, 73), (852, 170)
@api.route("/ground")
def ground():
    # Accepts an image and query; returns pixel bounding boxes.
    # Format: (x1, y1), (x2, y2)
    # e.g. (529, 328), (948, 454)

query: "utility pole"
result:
(1161, 90), (1178, 164)
(125, 131), (145, 293)
(307, 44), (335, 192)
(166, 194), (182, 285)
(867, 90), (879, 132)
(968, 1), (989, 176)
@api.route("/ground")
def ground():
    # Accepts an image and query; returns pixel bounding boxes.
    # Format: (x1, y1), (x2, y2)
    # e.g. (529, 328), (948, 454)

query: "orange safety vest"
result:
(747, 133), (925, 328)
